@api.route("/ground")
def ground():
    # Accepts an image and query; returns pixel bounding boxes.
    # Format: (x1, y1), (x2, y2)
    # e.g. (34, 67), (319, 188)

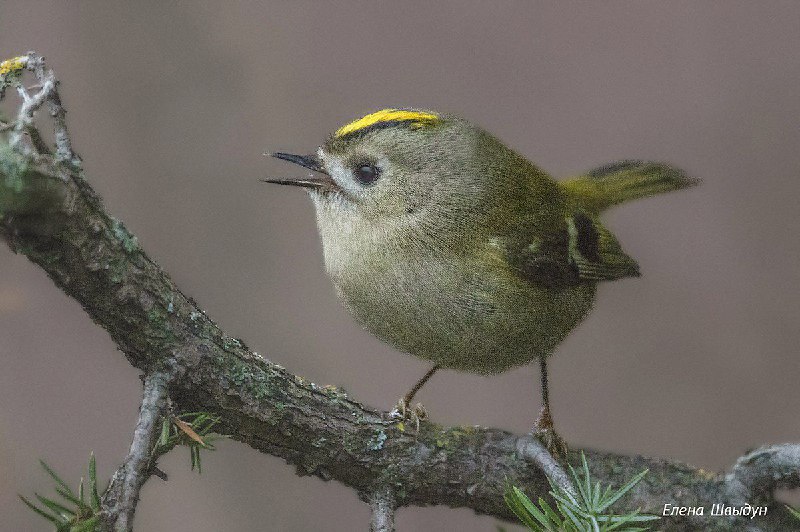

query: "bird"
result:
(264, 108), (697, 454)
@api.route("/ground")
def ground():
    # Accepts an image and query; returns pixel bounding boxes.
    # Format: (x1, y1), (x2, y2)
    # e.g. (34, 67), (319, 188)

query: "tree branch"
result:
(369, 488), (396, 532)
(2, 52), (798, 531)
(101, 371), (171, 531)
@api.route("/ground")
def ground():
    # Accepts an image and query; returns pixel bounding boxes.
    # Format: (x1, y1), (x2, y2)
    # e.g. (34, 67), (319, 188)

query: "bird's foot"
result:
(531, 406), (568, 458)
(389, 398), (428, 431)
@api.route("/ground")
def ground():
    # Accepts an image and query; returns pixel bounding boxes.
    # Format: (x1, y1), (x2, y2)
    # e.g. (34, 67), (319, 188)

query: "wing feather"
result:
(510, 211), (639, 287)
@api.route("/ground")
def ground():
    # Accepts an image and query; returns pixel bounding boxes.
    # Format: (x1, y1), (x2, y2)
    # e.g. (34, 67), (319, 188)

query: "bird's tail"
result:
(560, 160), (699, 213)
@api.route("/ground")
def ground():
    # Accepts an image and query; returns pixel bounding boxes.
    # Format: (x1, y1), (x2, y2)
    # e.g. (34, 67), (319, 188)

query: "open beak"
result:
(263, 152), (339, 191)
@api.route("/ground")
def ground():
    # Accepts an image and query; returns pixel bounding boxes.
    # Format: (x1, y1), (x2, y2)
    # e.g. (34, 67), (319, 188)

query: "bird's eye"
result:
(354, 164), (380, 186)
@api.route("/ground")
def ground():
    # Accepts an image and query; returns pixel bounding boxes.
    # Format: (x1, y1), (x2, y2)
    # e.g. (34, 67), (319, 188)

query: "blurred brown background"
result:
(1, 2), (799, 531)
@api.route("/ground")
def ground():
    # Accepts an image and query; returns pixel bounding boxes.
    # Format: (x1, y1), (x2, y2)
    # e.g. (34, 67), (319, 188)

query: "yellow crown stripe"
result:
(334, 109), (439, 138)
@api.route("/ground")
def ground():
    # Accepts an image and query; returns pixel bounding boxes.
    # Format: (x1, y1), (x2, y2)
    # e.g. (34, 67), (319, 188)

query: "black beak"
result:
(271, 152), (327, 173)
(263, 152), (339, 191)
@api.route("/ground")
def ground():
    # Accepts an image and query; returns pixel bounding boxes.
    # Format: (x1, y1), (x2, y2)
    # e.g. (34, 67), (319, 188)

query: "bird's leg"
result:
(532, 357), (568, 457)
(402, 364), (439, 406)
(390, 365), (439, 427)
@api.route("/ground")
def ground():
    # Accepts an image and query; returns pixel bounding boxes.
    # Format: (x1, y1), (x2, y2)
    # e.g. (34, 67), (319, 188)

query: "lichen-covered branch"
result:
(2, 53), (798, 531)
(101, 371), (171, 531)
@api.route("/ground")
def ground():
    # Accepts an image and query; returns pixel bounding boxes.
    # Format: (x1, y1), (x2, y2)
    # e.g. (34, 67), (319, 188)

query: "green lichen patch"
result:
(213, 353), (276, 405)
(0, 144), (29, 195)
(367, 429), (388, 451)
(221, 335), (242, 351)
(110, 218), (139, 253)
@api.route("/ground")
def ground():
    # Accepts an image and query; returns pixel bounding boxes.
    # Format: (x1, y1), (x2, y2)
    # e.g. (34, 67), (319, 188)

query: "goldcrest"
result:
(266, 108), (697, 451)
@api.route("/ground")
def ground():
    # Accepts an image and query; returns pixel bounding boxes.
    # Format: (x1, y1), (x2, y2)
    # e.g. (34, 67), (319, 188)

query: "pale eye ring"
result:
(354, 163), (380, 186)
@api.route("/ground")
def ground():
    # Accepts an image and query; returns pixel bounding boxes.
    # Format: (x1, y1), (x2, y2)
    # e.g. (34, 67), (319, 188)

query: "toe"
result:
(533, 428), (569, 458)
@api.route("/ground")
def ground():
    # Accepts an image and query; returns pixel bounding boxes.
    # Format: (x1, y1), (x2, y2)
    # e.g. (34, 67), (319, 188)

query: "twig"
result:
(369, 488), (396, 532)
(516, 436), (576, 498)
(1, 52), (81, 167)
(726, 444), (800, 505)
(100, 371), (171, 532)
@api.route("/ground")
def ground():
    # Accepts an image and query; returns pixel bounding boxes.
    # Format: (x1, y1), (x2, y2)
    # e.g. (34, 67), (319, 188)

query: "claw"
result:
(533, 427), (569, 458)
(532, 406), (568, 457)
(389, 398), (427, 431)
